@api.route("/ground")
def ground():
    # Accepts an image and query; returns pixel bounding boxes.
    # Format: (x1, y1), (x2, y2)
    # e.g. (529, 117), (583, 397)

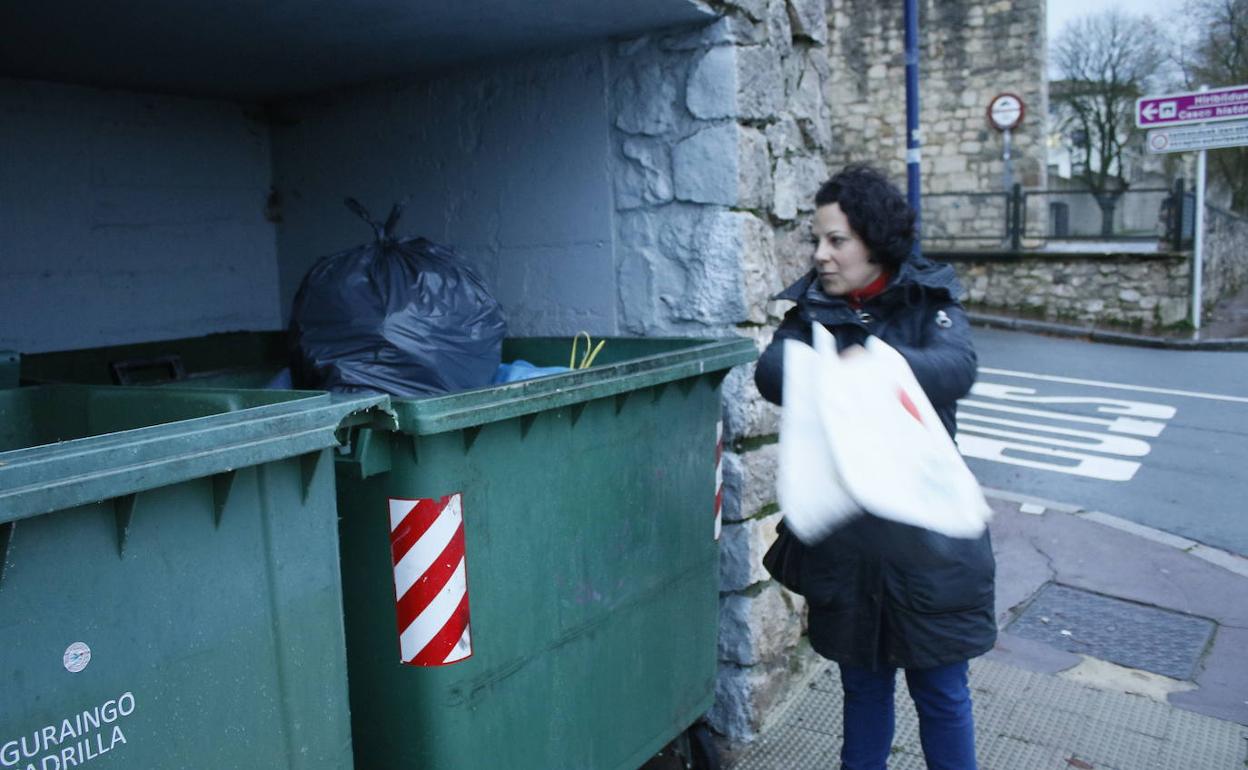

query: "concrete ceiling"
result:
(0, 0), (713, 99)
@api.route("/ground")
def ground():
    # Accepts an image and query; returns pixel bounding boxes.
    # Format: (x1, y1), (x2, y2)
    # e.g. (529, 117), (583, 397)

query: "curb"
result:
(981, 487), (1248, 579)
(968, 313), (1248, 351)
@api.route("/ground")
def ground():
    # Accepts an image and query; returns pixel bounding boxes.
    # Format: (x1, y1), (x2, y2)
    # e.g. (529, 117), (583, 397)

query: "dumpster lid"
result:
(392, 336), (756, 435)
(0, 386), (391, 524)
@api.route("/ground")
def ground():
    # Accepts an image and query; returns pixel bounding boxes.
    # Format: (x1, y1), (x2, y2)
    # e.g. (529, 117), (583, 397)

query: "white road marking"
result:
(960, 398), (1166, 436)
(970, 383), (1176, 419)
(959, 381), (1180, 481)
(958, 414), (1153, 456)
(956, 434), (1144, 481)
(979, 367), (1248, 404)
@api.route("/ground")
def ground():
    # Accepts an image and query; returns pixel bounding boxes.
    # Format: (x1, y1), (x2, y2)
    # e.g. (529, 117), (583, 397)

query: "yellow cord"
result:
(583, 339), (606, 368)
(569, 332), (606, 369)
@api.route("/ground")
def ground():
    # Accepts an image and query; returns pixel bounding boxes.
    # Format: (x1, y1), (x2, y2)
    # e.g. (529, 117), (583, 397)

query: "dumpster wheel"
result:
(675, 721), (721, 770)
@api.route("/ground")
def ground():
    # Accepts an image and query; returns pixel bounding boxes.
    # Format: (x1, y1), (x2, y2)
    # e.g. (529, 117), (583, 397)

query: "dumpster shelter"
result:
(0, 3), (761, 768)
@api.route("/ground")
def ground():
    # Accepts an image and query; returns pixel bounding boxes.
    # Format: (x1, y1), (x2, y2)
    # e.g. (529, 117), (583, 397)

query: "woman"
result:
(755, 164), (996, 770)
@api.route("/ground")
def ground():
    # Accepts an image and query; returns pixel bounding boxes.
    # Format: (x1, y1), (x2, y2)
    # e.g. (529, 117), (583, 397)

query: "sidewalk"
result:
(965, 281), (1248, 351)
(727, 494), (1248, 769)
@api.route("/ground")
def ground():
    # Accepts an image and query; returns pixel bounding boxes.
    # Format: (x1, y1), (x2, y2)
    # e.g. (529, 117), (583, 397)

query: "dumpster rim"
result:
(0, 385), (388, 524)
(389, 337), (756, 435)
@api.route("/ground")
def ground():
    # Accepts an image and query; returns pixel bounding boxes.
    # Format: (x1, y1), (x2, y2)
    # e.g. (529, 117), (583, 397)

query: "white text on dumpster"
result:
(0, 692), (134, 770)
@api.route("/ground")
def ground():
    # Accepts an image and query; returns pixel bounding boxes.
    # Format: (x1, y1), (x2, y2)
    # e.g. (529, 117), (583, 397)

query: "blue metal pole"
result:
(904, 0), (921, 255)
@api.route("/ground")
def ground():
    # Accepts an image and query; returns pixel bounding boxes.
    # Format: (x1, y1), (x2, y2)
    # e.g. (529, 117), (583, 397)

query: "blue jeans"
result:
(838, 660), (978, 770)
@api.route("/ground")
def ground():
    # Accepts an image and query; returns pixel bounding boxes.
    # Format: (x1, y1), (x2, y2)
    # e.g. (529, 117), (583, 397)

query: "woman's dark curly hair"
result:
(814, 164), (915, 272)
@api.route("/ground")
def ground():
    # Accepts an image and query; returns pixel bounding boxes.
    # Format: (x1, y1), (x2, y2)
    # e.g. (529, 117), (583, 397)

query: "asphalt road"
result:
(962, 327), (1248, 556)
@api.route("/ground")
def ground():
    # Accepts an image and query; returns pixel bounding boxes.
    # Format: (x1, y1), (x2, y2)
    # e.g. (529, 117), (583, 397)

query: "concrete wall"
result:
(270, 47), (619, 336)
(0, 78), (281, 353)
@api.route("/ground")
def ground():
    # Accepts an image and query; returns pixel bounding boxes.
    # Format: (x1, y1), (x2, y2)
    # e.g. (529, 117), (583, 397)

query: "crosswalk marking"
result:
(979, 367), (1248, 404)
(958, 382), (1178, 482)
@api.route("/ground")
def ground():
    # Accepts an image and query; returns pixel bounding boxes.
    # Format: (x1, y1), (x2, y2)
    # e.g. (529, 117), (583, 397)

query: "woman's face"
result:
(812, 202), (882, 296)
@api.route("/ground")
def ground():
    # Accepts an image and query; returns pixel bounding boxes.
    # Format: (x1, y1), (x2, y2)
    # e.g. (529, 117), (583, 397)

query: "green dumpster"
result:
(1, 351), (17, 389)
(22, 334), (757, 770)
(0, 385), (386, 770)
(330, 337), (755, 770)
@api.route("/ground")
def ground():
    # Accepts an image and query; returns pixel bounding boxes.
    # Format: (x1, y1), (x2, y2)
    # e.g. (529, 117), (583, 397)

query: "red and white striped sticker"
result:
(714, 421), (724, 541)
(388, 494), (473, 666)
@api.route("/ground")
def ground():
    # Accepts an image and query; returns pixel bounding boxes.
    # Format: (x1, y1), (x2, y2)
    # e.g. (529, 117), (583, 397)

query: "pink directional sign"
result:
(1137, 85), (1248, 128)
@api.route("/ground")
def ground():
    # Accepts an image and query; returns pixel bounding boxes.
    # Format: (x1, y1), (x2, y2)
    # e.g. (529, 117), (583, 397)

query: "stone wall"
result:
(823, 0), (1048, 245)
(608, 0), (833, 742)
(608, 0), (1077, 747)
(1203, 205), (1248, 311)
(951, 204), (1248, 330)
(954, 254), (1191, 328)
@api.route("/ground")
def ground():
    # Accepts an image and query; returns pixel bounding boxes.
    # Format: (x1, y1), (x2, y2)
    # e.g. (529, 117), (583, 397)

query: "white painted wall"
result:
(0, 79), (282, 353)
(270, 46), (619, 336)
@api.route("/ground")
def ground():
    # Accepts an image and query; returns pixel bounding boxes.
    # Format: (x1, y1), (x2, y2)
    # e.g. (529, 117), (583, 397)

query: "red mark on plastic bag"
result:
(897, 388), (923, 424)
(1065, 758), (1095, 769)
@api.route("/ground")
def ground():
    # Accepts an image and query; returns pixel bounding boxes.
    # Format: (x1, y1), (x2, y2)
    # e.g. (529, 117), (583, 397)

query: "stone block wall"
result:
(823, 0), (1047, 200)
(1203, 206), (1248, 311)
(950, 204), (1248, 330)
(955, 254), (1192, 328)
(609, 0), (833, 742)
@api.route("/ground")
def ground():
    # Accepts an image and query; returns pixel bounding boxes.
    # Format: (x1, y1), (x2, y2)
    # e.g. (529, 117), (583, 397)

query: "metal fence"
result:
(921, 180), (1194, 251)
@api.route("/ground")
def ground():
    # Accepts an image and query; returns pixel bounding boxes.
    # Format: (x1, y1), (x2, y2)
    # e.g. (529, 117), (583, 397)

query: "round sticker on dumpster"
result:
(63, 642), (92, 673)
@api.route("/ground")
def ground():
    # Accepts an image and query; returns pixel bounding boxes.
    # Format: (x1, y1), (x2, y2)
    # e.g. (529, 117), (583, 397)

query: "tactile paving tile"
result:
(731, 722), (839, 770)
(786, 682), (840, 737)
(979, 735), (1072, 770)
(1000, 668), (1098, 713)
(999, 701), (1091, 745)
(1156, 709), (1248, 769)
(806, 664), (840, 694)
(1006, 583), (1215, 680)
(1079, 690), (1173, 739)
(1074, 719), (1164, 769)
(726, 657), (1248, 770)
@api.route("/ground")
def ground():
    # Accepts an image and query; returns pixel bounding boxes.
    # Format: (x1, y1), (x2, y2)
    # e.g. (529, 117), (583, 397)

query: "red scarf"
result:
(846, 271), (891, 309)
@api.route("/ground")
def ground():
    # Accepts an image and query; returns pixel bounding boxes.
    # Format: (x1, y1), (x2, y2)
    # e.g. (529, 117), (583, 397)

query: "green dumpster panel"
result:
(19, 332), (287, 386)
(335, 338), (755, 770)
(0, 351), (17, 389)
(0, 386), (386, 769)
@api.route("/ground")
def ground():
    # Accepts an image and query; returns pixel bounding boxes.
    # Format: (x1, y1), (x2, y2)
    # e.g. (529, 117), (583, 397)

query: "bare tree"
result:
(1052, 10), (1165, 235)
(1177, 0), (1248, 213)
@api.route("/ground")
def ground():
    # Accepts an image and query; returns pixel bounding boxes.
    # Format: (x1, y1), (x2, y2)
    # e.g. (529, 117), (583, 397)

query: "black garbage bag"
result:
(289, 199), (507, 397)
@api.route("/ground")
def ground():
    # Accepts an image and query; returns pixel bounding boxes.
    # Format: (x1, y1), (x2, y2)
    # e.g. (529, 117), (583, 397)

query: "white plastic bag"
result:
(777, 323), (991, 543)
(776, 325), (859, 544)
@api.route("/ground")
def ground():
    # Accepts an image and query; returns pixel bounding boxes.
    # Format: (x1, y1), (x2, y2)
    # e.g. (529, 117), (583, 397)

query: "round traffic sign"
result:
(988, 93), (1025, 131)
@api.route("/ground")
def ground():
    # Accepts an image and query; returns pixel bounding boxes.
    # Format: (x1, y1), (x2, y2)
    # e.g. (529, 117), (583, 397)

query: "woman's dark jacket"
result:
(755, 258), (996, 672)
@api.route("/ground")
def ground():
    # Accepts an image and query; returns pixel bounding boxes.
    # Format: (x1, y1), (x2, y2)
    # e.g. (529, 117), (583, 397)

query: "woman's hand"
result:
(839, 344), (867, 361)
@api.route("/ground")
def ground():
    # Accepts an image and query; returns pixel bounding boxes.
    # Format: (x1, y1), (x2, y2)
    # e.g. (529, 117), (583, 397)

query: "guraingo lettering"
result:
(1, 692), (134, 769)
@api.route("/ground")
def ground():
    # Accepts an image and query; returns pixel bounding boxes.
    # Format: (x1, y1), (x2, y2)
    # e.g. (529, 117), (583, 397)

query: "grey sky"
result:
(1047, 0), (1185, 43)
